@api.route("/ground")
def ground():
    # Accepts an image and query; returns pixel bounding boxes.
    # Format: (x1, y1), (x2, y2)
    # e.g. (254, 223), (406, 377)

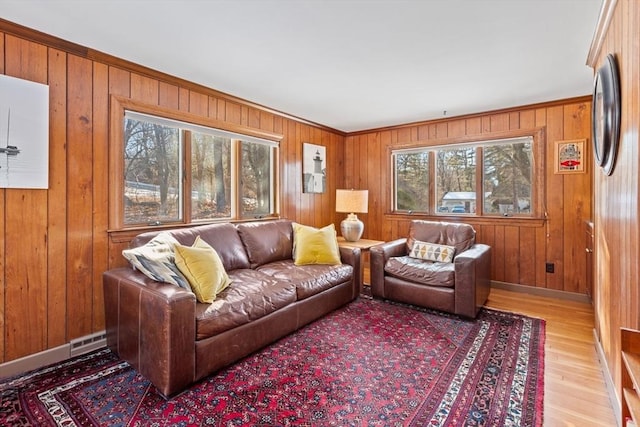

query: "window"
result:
(482, 139), (532, 215)
(436, 147), (476, 213)
(391, 134), (539, 217)
(124, 114), (183, 225)
(240, 141), (276, 218)
(393, 150), (429, 212)
(110, 98), (281, 230)
(190, 132), (231, 221)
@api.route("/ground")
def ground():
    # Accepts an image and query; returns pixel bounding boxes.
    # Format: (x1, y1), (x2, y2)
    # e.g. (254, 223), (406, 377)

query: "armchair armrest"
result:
(339, 246), (362, 299)
(370, 238), (407, 298)
(453, 243), (491, 317)
(103, 267), (196, 397)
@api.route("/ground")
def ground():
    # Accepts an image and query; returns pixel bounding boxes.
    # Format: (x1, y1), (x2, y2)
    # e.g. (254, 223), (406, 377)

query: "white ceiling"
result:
(0, 0), (602, 132)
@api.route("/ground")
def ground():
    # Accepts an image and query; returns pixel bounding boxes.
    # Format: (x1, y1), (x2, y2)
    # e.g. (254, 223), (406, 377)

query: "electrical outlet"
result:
(545, 262), (555, 273)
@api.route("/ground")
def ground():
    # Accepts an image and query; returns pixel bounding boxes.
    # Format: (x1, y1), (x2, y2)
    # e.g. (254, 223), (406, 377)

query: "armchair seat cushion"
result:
(384, 256), (455, 288)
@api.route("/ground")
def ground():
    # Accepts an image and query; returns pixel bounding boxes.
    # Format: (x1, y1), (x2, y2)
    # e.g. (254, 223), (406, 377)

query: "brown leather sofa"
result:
(103, 219), (361, 397)
(369, 220), (490, 318)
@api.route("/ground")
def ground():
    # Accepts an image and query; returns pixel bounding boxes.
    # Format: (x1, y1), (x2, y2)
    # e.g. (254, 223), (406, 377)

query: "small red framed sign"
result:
(554, 139), (586, 174)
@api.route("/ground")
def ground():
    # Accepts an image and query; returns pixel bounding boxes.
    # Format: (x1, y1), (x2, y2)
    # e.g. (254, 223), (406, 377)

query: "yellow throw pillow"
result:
(174, 236), (231, 303)
(292, 223), (341, 265)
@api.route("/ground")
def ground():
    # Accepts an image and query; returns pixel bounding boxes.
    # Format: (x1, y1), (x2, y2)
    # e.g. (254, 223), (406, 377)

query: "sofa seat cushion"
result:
(257, 260), (353, 300)
(194, 269), (296, 340)
(384, 256), (455, 288)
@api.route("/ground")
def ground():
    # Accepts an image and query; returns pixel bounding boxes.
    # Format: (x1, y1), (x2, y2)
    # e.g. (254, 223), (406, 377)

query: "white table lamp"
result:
(336, 189), (368, 242)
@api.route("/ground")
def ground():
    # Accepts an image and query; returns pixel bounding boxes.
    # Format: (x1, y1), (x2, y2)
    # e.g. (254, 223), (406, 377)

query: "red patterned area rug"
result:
(0, 297), (545, 426)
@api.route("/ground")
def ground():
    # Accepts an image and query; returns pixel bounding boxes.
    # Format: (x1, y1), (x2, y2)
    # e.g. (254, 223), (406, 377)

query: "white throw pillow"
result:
(409, 240), (455, 263)
(122, 232), (190, 289)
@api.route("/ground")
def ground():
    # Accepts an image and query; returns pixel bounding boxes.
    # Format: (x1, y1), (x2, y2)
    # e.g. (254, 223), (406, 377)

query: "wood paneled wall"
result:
(0, 17), (598, 368)
(344, 98), (593, 293)
(587, 0), (640, 413)
(0, 23), (345, 363)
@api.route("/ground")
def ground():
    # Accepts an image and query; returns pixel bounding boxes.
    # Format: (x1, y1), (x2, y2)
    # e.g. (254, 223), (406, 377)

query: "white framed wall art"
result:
(0, 74), (49, 189)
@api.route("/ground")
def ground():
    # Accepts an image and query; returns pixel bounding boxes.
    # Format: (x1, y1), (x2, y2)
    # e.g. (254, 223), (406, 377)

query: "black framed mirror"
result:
(591, 53), (621, 176)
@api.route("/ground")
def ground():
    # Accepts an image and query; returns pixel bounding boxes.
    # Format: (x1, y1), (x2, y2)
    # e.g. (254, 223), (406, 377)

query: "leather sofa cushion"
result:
(407, 220), (475, 256)
(384, 256), (455, 288)
(257, 260), (353, 300)
(130, 222), (251, 271)
(237, 220), (294, 269)
(194, 269), (297, 339)
(196, 224), (252, 271)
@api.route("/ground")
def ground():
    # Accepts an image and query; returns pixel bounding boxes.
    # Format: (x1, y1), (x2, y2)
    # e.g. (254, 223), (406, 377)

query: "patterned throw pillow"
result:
(122, 232), (190, 289)
(175, 236), (231, 304)
(409, 240), (455, 263)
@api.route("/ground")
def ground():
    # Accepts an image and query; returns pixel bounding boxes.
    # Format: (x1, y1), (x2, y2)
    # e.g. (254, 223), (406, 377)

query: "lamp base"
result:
(341, 213), (364, 242)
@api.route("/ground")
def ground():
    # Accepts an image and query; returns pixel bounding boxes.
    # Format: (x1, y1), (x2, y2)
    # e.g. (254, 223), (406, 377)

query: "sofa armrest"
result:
(103, 267), (196, 397)
(370, 238), (407, 298)
(453, 243), (491, 317)
(339, 246), (362, 299)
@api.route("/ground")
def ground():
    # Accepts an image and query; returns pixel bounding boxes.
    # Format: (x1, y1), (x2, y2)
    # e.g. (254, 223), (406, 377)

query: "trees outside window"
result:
(483, 141), (532, 215)
(392, 135), (536, 217)
(118, 109), (278, 227)
(393, 151), (429, 212)
(436, 147), (476, 213)
(240, 141), (275, 218)
(191, 132), (231, 221)
(124, 118), (182, 225)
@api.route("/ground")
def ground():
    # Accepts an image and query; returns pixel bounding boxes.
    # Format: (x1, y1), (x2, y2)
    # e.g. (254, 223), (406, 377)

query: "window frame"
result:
(389, 128), (545, 219)
(109, 96), (282, 231)
(391, 147), (431, 213)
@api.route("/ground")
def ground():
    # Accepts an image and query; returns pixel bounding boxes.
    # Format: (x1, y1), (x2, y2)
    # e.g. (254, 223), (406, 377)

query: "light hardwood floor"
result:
(485, 287), (617, 427)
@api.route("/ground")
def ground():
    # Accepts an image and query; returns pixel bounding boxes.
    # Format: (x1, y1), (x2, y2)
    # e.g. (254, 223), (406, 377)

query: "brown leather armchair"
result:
(370, 220), (491, 318)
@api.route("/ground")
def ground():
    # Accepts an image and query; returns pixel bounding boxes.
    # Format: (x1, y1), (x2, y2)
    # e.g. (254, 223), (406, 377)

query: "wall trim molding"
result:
(586, 0), (618, 67)
(347, 95), (592, 136)
(0, 344), (70, 379)
(490, 280), (592, 304)
(0, 331), (106, 379)
(594, 328), (621, 426)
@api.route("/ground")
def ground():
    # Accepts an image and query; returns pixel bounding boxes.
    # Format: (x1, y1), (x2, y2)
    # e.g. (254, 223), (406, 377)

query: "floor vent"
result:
(69, 330), (107, 357)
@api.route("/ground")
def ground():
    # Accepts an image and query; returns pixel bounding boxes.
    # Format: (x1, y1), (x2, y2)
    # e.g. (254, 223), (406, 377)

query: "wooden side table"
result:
(337, 237), (384, 291)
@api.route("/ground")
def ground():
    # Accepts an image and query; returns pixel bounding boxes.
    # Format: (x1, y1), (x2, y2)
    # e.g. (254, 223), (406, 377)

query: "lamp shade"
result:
(336, 189), (368, 213)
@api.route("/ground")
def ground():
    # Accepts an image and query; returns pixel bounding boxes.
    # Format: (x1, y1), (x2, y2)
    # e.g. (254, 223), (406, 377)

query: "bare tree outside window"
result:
(436, 147), (476, 213)
(119, 109), (278, 227)
(394, 151), (429, 211)
(483, 142), (532, 214)
(124, 118), (181, 225)
(391, 136), (534, 217)
(191, 132), (231, 220)
(241, 141), (273, 217)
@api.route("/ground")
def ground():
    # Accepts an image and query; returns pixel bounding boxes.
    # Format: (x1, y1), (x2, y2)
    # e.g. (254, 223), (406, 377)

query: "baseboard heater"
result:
(69, 330), (107, 357)
(0, 330), (106, 379)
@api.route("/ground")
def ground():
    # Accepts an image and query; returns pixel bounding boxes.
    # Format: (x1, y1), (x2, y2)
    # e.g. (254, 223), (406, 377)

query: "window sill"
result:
(384, 212), (545, 227)
(108, 216), (281, 243)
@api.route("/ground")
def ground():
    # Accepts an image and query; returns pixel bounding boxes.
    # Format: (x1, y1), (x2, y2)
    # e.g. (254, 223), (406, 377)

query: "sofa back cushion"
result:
(131, 223), (251, 271)
(407, 220), (475, 256)
(237, 220), (294, 269)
